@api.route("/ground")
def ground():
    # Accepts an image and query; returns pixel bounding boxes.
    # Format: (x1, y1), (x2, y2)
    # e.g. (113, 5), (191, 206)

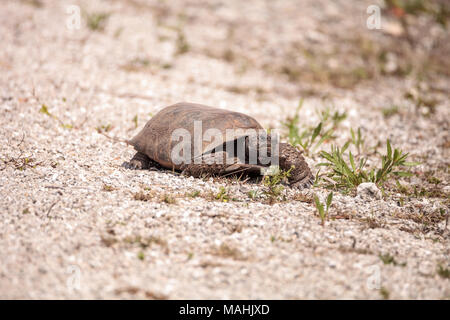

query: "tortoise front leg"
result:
(279, 143), (314, 189)
(123, 151), (152, 170)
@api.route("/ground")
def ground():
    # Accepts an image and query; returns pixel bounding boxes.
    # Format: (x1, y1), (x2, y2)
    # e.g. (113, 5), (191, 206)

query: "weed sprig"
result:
(314, 192), (333, 226)
(283, 100), (346, 157)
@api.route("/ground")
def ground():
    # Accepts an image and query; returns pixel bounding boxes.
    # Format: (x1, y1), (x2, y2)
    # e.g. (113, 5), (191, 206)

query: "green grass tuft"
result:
(318, 139), (419, 192)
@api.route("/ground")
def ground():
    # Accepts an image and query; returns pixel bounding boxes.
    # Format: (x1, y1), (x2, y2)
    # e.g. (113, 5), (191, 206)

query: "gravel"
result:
(0, 0), (449, 299)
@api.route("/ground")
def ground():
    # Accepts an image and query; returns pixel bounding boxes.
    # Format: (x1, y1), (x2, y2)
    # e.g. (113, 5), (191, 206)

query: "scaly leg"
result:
(123, 152), (154, 170)
(279, 143), (314, 189)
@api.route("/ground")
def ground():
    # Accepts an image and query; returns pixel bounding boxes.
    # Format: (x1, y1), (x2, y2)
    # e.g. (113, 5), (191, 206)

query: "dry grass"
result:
(133, 190), (177, 204)
(393, 208), (447, 225)
(114, 286), (168, 299)
(102, 184), (116, 192)
(211, 243), (244, 260)
(293, 193), (314, 203)
(101, 234), (168, 254)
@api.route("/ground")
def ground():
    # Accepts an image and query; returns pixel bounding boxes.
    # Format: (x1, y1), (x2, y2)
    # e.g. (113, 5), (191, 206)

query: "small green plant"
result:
(437, 265), (450, 279)
(283, 103), (331, 156)
(137, 251), (145, 261)
(379, 253), (395, 265)
(186, 190), (200, 198)
(162, 194), (176, 204)
(380, 287), (390, 300)
(317, 106), (347, 129)
(318, 145), (367, 191)
(132, 115), (138, 129)
(263, 167), (293, 203)
(39, 104), (51, 117)
(215, 187), (230, 202)
(175, 30), (189, 55)
(379, 253), (406, 266)
(299, 122), (333, 156)
(374, 140), (418, 183)
(283, 100), (344, 157)
(247, 190), (259, 200)
(349, 127), (365, 155)
(314, 192), (333, 226)
(2, 156), (38, 171)
(61, 123), (73, 129)
(85, 12), (110, 31)
(319, 140), (419, 192)
(39, 104), (73, 129)
(1, 133), (41, 171)
(382, 105), (400, 118)
(96, 123), (112, 133)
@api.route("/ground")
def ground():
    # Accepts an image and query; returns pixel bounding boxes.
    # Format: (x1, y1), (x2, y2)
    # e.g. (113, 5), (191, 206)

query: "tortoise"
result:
(124, 102), (313, 188)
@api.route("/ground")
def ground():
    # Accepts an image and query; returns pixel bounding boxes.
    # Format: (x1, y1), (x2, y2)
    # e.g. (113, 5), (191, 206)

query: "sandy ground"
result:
(0, 0), (449, 299)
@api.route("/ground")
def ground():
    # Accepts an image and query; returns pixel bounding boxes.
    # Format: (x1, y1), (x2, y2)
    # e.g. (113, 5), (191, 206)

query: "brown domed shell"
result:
(129, 102), (263, 169)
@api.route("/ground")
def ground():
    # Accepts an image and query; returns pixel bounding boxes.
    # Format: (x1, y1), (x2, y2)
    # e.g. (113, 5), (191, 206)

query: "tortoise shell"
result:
(129, 102), (263, 170)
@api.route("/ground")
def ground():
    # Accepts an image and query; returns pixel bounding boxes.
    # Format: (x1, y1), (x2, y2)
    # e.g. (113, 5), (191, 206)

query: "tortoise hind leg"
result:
(123, 151), (155, 170)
